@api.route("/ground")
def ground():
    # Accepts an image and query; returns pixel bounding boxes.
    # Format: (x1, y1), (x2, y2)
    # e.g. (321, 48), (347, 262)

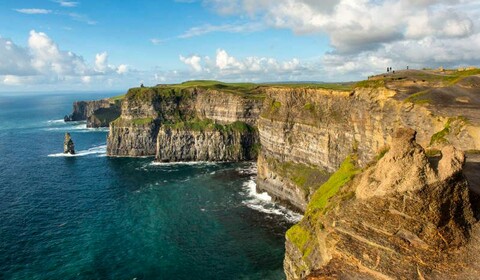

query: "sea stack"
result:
(63, 133), (75, 154)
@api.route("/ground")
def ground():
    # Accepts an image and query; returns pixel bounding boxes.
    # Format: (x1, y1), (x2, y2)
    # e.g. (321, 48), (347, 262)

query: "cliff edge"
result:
(106, 82), (263, 160)
(285, 128), (480, 279)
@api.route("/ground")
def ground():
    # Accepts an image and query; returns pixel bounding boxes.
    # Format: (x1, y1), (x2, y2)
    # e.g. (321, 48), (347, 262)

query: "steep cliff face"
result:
(156, 122), (258, 162)
(107, 118), (159, 157)
(284, 128), (480, 279)
(195, 91), (262, 125)
(65, 99), (121, 128)
(106, 85), (263, 158)
(256, 86), (480, 211)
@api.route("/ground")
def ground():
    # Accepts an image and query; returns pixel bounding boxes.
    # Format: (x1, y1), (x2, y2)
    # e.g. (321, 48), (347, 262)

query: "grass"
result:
(376, 146), (390, 161)
(132, 118), (154, 125)
(170, 80), (265, 100)
(109, 94), (126, 101)
(286, 224), (313, 258)
(264, 82), (354, 91)
(303, 103), (315, 113)
(404, 90), (431, 104)
(305, 155), (360, 216)
(272, 101), (281, 110)
(441, 69), (480, 85)
(125, 87), (194, 101)
(430, 116), (468, 146)
(285, 155), (360, 260)
(354, 79), (386, 88)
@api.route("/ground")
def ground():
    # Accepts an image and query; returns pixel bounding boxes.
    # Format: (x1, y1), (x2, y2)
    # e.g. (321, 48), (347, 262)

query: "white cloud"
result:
(53, 0), (79, 7)
(150, 38), (164, 45)
(66, 12), (97, 25)
(14, 8), (52, 14)
(0, 37), (35, 76)
(200, 0), (480, 78)
(81, 76), (91, 83)
(215, 49), (243, 70)
(28, 30), (88, 76)
(180, 55), (203, 72)
(178, 22), (264, 38)
(0, 31), (129, 87)
(94, 52), (109, 73)
(178, 49), (307, 81)
(117, 64), (128, 74)
(3, 75), (23, 86)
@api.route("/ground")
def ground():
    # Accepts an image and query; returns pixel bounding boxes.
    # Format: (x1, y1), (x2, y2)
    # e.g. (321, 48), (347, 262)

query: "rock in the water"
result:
(63, 133), (75, 154)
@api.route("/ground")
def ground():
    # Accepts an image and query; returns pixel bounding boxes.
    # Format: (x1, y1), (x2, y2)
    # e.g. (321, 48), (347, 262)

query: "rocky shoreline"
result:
(65, 70), (480, 279)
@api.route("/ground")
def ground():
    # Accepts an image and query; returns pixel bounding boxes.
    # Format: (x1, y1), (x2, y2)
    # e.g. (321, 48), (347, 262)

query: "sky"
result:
(0, 0), (479, 92)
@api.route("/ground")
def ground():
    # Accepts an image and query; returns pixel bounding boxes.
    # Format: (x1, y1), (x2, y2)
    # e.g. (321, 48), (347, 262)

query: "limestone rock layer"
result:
(284, 129), (479, 279)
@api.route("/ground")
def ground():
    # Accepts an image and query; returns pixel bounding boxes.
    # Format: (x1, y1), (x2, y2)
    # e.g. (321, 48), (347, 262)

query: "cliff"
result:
(284, 128), (480, 279)
(156, 121), (259, 162)
(256, 70), (480, 211)
(72, 70), (480, 278)
(106, 82), (264, 159)
(64, 98), (121, 128)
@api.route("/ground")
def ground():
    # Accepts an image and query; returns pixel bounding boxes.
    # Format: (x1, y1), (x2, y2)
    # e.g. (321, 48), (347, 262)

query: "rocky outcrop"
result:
(256, 87), (480, 211)
(64, 99), (121, 128)
(63, 133), (75, 154)
(107, 86), (263, 158)
(284, 128), (480, 279)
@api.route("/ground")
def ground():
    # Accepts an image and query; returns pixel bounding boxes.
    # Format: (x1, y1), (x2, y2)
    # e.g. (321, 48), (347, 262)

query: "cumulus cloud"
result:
(179, 49), (308, 81)
(180, 55), (203, 72)
(0, 30), (128, 87)
(117, 64), (128, 74)
(202, 0), (480, 75)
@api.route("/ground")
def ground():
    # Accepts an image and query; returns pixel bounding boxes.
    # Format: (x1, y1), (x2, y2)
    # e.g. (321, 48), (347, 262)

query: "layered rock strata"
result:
(284, 128), (480, 279)
(256, 87), (480, 211)
(65, 99), (121, 128)
(106, 86), (263, 159)
(156, 124), (258, 162)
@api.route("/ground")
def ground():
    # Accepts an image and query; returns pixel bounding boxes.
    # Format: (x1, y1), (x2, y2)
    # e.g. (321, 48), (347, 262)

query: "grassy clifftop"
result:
(123, 80), (358, 102)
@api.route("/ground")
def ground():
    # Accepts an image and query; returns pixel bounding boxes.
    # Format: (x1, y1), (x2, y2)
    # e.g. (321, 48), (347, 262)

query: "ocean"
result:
(0, 92), (301, 280)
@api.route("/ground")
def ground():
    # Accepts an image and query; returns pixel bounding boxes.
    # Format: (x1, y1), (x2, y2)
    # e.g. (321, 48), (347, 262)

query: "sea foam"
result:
(48, 144), (107, 157)
(240, 164), (303, 223)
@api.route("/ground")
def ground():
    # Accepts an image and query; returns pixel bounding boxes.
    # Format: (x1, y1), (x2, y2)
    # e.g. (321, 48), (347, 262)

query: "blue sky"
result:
(0, 0), (479, 91)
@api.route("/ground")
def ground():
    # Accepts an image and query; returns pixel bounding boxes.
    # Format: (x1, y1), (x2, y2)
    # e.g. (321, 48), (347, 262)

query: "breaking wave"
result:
(240, 164), (303, 223)
(43, 120), (109, 133)
(48, 144), (107, 157)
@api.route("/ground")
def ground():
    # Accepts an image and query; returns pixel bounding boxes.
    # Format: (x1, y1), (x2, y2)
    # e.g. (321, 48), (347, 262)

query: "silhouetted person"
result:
(140, 83), (145, 88)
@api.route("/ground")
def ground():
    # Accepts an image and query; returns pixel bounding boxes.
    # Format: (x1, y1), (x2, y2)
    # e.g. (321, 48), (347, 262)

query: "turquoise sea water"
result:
(0, 92), (301, 280)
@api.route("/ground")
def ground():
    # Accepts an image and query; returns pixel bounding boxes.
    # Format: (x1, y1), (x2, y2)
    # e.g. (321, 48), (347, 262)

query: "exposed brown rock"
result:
(256, 86), (480, 211)
(285, 129), (479, 279)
